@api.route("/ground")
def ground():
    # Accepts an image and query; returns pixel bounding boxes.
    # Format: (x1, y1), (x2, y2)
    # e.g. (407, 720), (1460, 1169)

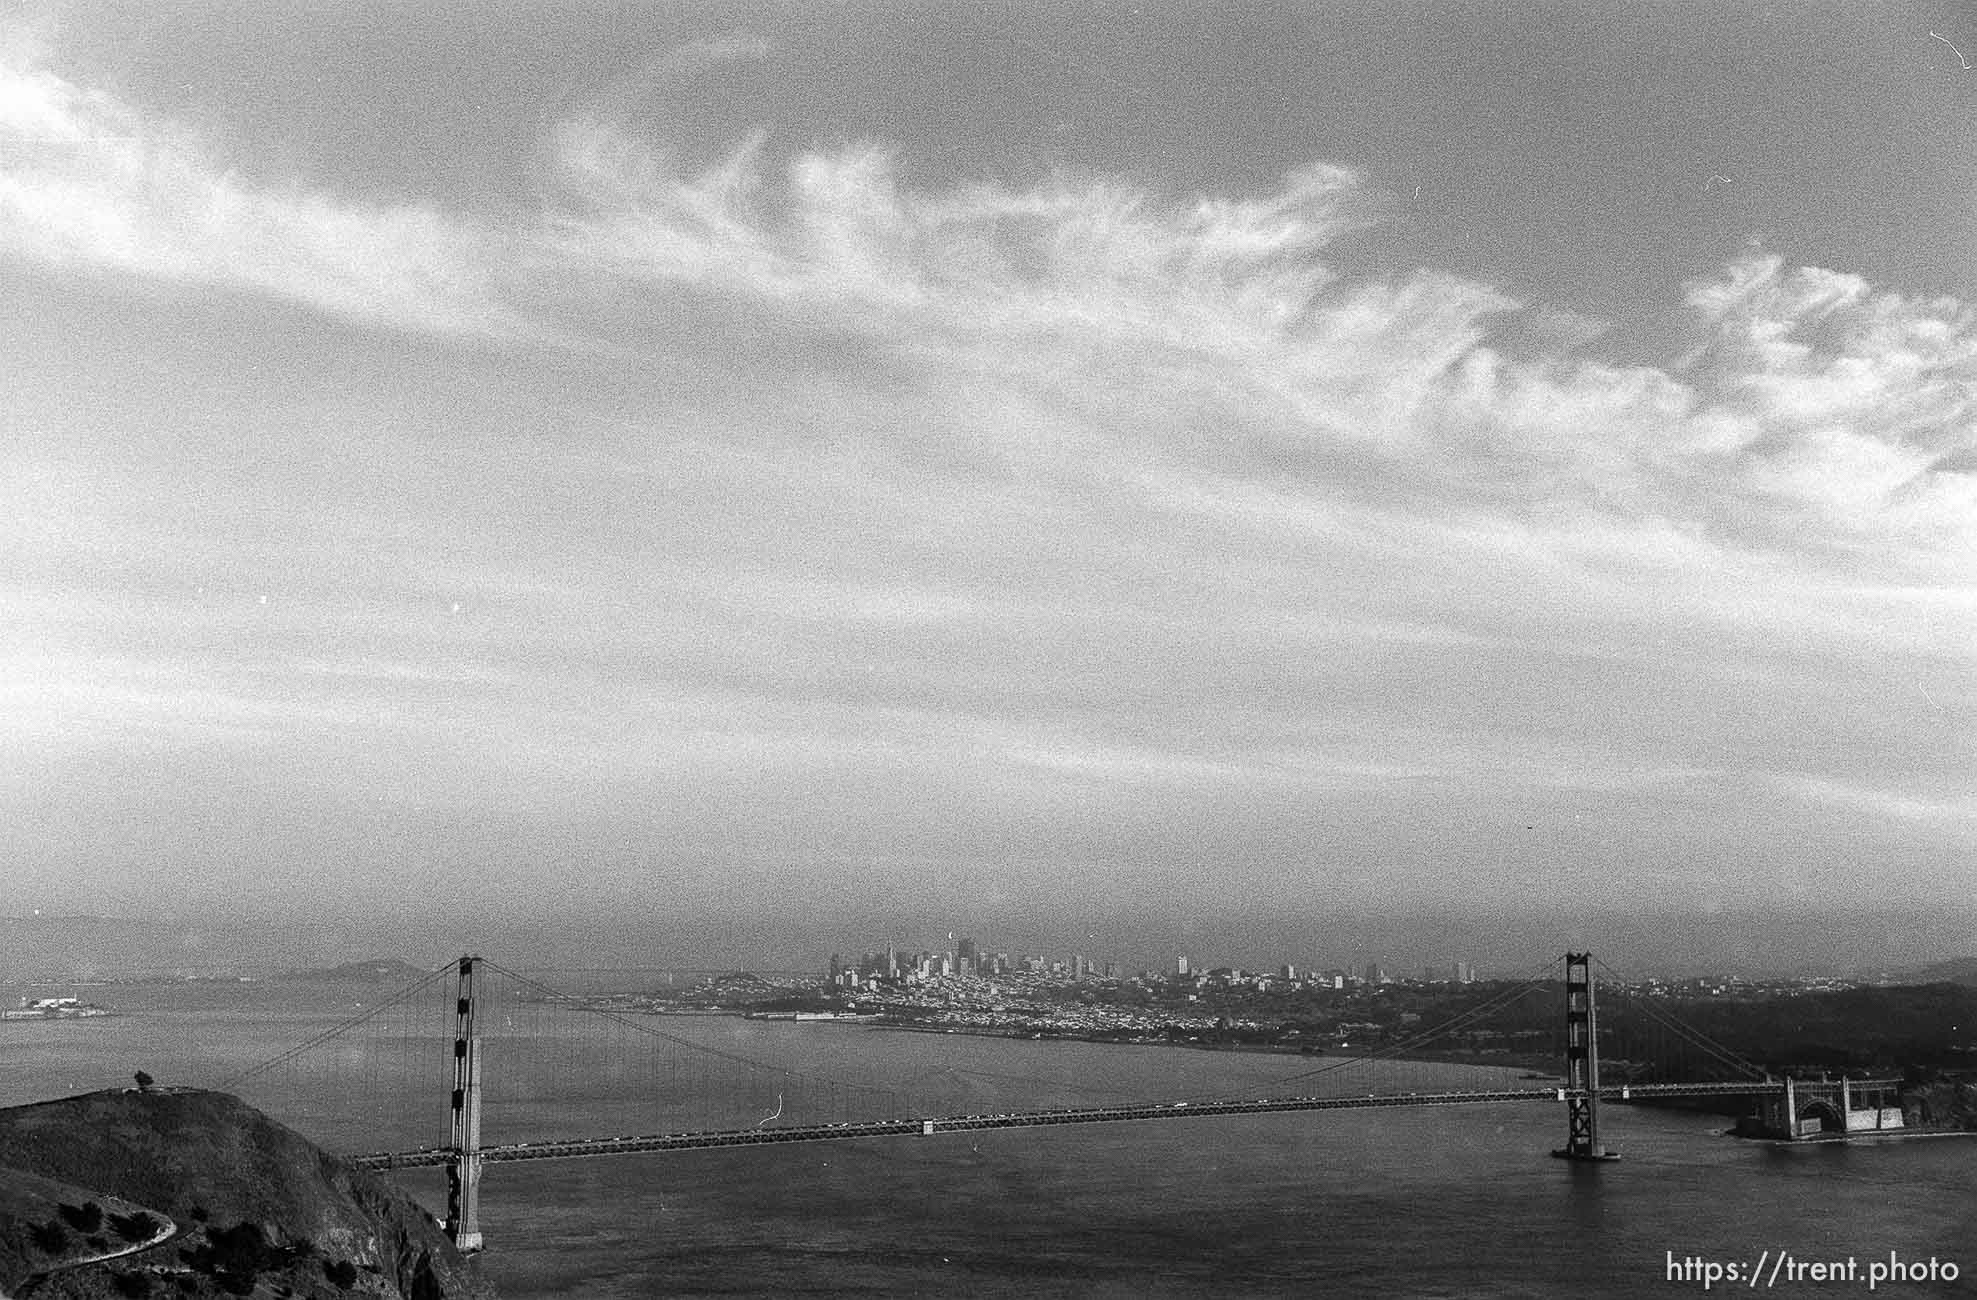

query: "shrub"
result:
(111, 1210), (162, 1242)
(58, 1201), (104, 1232)
(206, 1222), (279, 1275)
(29, 1220), (69, 1255)
(323, 1257), (359, 1288)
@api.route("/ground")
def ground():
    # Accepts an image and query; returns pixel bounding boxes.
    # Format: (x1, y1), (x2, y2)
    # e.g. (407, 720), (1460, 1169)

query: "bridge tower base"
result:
(445, 954), (485, 1253)
(1551, 952), (1619, 1162)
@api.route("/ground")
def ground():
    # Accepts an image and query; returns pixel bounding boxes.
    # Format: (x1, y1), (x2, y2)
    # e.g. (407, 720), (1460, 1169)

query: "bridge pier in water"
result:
(1553, 952), (1619, 1161)
(314, 946), (1919, 1236)
(446, 955), (485, 1254)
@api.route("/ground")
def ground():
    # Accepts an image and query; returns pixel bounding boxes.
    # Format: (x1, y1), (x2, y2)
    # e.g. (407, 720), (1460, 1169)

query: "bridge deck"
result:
(352, 1079), (1887, 1169)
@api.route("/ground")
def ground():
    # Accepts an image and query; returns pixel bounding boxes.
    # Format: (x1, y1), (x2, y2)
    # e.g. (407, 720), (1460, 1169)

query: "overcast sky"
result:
(3, 1), (1971, 939)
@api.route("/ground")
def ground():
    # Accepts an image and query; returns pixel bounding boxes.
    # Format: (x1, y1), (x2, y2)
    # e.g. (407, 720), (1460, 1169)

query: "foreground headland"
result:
(0, 1088), (487, 1299)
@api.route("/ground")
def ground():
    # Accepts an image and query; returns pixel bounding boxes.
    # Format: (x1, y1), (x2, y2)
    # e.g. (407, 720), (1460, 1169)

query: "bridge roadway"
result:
(352, 1079), (1871, 1170)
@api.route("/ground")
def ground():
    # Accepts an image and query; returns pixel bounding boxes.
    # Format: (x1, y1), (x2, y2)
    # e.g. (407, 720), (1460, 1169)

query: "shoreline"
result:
(628, 1006), (1975, 1134)
(763, 1012), (1567, 1076)
(1731, 1126), (1977, 1146)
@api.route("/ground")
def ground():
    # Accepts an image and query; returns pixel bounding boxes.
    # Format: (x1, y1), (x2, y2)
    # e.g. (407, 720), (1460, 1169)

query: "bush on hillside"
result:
(58, 1200), (103, 1233)
(111, 1209), (162, 1242)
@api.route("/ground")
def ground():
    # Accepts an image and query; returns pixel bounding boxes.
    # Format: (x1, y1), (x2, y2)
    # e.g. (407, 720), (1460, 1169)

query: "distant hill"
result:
(0, 917), (440, 983)
(283, 958), (433, 985)
(1902, 958), (1977, 987)
(0, 1088), (490, 1298)
(0, 915), (227, 982)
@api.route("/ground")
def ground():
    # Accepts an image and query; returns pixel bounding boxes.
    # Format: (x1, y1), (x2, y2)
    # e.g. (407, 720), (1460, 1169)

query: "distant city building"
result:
(1177, 956), (1190, 978)
(825, 932), (1139, 989)
(1364, 962), (1387, 985)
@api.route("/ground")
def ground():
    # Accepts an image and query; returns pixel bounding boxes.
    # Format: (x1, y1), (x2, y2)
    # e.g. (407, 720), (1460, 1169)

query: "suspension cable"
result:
(1188, 956), (1565, 1102)
(218, 960), (459, 1089)
(1591, 957), (1769, 1080)
(478, 957), (900, 1111)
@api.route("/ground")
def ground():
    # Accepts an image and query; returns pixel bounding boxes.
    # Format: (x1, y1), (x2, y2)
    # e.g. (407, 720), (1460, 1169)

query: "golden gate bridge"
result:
(210, 952), (1902, 1253)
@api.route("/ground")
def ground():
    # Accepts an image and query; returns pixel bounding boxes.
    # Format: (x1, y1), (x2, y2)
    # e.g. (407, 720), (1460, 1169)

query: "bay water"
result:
(4, 979), (1972, 1297)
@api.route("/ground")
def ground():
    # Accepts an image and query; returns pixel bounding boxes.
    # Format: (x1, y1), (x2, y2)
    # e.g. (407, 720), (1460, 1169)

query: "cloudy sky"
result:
(3, 0), (1972, 942)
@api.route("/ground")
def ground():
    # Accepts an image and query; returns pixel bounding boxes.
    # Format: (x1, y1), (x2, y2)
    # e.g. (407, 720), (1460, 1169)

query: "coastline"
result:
(757, 1011), (1569, 1076)
(1730, 1126), (1977, 1146)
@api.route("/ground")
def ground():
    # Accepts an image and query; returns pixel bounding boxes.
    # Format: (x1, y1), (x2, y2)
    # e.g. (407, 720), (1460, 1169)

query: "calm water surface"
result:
(4, 980), (1973, 1297)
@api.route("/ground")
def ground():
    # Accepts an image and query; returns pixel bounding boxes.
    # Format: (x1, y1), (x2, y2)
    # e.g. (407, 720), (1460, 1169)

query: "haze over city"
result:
(3, 1), (1972, 970)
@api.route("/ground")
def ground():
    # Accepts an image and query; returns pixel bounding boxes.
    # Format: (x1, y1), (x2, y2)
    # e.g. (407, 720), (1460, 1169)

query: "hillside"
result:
(0, 1089), (489, 1299)
(0, 917), (221, 982)
(1660, 983), (1977, 1071)
(281, 959), (433, 985)
(0, 1165), (175, 1293)
(1902, 957), (1977, 988)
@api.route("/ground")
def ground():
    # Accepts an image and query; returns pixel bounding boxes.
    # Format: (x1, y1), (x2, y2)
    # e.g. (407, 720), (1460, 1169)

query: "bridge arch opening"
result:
(1797, 1099), (1845, 1133)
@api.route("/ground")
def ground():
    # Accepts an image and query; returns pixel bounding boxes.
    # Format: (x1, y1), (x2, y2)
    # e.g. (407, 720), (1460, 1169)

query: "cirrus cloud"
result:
(3, 31), (1970, 915)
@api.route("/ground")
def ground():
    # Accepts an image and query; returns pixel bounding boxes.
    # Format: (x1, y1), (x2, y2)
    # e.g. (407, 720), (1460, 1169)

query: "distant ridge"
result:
(282, 958), (433, 984)
(0, 915), (209, 982)
(1901, 957), (1977, 987)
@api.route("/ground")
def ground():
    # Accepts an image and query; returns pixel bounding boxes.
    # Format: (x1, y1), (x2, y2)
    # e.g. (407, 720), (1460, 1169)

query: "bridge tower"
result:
(1552, 952), (1618, 1161)
(445, 955), (485, 1252)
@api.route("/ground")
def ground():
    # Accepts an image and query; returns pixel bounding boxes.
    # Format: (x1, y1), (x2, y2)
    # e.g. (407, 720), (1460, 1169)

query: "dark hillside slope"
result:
(0, 1089), (487, 1299)
(0, 1164), (174, 1291)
